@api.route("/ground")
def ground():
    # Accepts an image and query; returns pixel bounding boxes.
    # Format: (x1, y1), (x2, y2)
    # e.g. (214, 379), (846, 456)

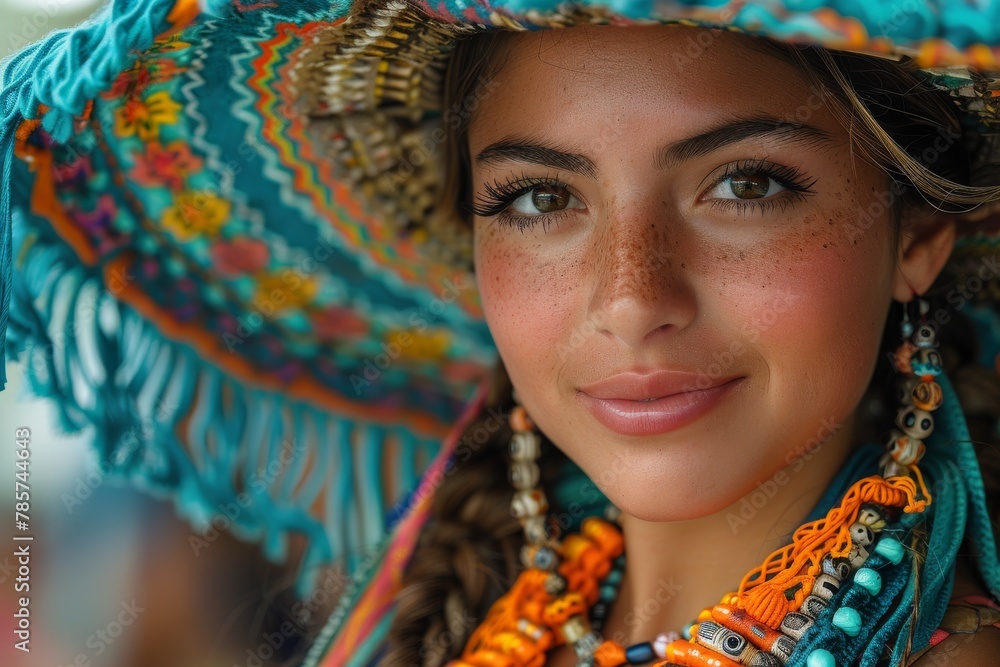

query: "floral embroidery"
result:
(103, 58), (187, 101)
(130, 140), (203, 191)
(52, 154), (92, 193)
(254, 271), (318, 312)
(162, 191), (230, 240)
(311, 306), (370, 340)
(72, 193), (117, 237)
(146, 32), (192, 55)
(384, 329), (450, 361)
(211, 237), (270, 276)
(114, 91), (182, 141)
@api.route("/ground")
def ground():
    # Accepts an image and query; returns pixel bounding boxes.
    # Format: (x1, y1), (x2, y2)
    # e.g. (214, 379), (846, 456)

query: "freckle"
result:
(823, 243), (828, 248)
(828, 219), (834, 225)
(681, 263), (686, 269)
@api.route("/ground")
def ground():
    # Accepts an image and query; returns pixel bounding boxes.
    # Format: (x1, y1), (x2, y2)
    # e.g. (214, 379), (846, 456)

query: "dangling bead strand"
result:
(881, 297), (943, 482)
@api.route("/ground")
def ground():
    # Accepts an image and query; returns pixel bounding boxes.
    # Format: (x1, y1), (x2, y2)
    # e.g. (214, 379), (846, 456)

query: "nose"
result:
(588, 203), (696, 349)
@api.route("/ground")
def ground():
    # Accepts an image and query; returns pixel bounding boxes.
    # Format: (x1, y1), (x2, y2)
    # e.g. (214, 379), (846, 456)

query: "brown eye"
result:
(729, 172), (770, 199)
(523, 185), (570, 213)
(511, 184), (584, 216)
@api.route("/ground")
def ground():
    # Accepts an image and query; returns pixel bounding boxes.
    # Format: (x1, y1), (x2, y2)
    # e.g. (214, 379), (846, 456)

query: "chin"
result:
(591, 466), (752, 523)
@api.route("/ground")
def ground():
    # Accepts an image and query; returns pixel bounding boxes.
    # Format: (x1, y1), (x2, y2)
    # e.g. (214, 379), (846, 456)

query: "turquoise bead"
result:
(833, 607), (862, 637)
(807, 648), (837, 667)
(875, 537), (905, 565)
(854, 567), (882, 595)
(603, 569), (623, 586)
(599, 584), (617, 602)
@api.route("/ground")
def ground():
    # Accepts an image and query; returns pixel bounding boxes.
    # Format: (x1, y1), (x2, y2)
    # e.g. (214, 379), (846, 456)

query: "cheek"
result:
(722, 209), (893, 402)
(475, 231), (583, 368)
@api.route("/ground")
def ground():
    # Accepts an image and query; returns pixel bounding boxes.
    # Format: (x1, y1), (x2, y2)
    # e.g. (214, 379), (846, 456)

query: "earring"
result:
(507, 393), (557, 548)
(883, 296), (945, 478)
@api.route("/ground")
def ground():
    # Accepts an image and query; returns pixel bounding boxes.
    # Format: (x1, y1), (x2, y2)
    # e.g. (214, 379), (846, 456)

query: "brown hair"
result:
(379, 25), (1000, 667)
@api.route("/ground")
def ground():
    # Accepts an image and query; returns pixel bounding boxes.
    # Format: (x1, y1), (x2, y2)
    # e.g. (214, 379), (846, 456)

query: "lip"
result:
(576, 374), (745, 437)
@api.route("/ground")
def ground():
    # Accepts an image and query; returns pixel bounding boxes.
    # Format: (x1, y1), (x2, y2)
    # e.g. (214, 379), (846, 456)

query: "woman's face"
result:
(468, 25), (904, 521)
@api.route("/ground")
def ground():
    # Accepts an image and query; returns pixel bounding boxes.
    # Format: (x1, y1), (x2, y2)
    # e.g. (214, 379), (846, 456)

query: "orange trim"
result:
(166, 0), (201, 29)
(103, 254), (453, 440)
(13, 121), (99, 266)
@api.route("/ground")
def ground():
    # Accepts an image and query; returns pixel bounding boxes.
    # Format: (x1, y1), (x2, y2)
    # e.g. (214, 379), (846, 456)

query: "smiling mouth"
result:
(575, 377), (746, 437)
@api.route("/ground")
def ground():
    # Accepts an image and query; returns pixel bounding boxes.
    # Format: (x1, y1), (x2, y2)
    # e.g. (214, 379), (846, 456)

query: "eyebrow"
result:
(473, 115), (840, 176)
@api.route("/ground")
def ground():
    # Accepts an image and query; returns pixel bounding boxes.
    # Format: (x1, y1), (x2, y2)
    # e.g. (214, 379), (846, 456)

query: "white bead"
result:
(811, 574), (841, 600)
(522, 515), (549, 543)
(848, 542), (871, 569)
(509, 461), (540, 489)
(511, 489), (549, 519)
(895, 405), (934, 440)
(857, 507), (886, 532)
(850, 522), (874, 547)
(509, 431), (541, 462)
(780, 612), (814, 641)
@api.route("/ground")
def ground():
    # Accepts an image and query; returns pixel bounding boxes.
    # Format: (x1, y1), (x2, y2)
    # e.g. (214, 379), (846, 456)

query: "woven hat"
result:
(2, 0), (1000, 623)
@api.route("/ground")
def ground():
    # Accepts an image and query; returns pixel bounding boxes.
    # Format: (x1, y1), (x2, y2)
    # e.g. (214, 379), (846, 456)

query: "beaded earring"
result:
(882, 295), (945, 479)
(509, 389), (557, 548)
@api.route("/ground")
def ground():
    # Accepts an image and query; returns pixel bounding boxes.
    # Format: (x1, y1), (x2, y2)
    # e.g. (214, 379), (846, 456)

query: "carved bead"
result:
(895, 405), (934, 440)
(912, 324), (937, 348)
(800, 595), (828, 619)
(510, 431), (541, 462)
(912, 381), (943, 411)
(509, 460), (540, 489)
(521, 515), (549, 543)
(857, 506), (887, 532)
(511, 489), (549, 519)
(711, 604), (794, 660)
(696, 620), (771, 664)
(848, 542), (871, 569)
(780, 612), (815, 641)
(811, 574), (841, 601)
(821, 556), (852, 580)
(521, 544), (558, 571)
(887, 433), (926, 466)
(911, 348), (943, 376)
(850, 522), (874, 547)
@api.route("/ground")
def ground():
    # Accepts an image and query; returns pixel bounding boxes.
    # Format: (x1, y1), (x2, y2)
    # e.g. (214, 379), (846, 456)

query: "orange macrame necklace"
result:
(447, 469), (928, 667)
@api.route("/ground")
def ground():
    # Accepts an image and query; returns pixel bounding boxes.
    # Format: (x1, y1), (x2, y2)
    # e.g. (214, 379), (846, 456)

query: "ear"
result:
(891, 206), (957, 302)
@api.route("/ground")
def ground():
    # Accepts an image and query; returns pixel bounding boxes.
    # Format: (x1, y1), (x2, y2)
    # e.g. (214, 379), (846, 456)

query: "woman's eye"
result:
(707, 171), (787, 200)
(509, 184), (584, 216)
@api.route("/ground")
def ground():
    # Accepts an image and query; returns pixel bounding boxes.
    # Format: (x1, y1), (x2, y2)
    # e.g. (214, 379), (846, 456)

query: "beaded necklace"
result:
(447, 305), (942, 667)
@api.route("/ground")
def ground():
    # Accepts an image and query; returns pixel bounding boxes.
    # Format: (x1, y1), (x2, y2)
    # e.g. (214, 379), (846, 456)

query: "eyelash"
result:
(470, 171), (574, 234)
(470, 159), (818, 233)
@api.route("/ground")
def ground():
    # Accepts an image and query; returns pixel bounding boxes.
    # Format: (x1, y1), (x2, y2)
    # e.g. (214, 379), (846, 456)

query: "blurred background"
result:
(0, 2), (339, 665)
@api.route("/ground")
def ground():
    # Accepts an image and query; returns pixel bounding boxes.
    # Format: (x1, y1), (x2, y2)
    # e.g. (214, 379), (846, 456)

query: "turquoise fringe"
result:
(5, 204), (445, 595)
(1, 0), (181, 393)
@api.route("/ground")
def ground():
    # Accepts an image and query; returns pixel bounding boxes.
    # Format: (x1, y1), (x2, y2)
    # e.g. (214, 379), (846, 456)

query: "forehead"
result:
(469, 24), (843, 146)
